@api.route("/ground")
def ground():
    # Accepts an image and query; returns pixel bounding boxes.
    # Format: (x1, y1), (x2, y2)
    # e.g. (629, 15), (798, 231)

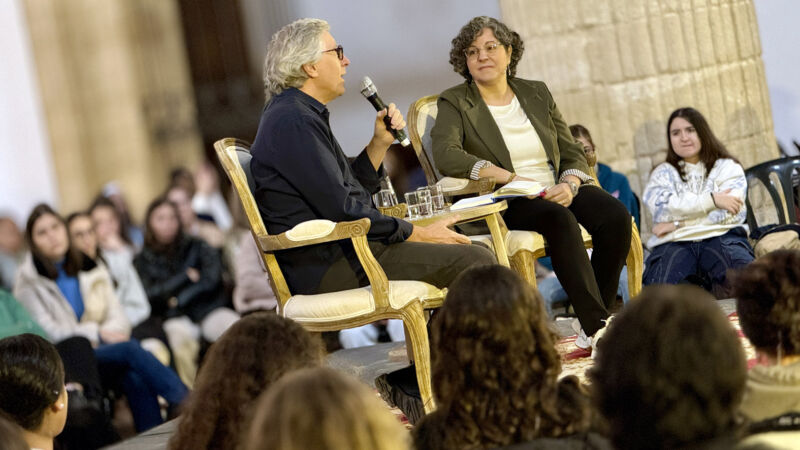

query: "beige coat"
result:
(13, 253), (130, 344)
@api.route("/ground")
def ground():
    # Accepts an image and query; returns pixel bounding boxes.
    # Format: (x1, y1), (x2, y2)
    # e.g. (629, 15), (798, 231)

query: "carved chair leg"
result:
(401, 302), (435, 414)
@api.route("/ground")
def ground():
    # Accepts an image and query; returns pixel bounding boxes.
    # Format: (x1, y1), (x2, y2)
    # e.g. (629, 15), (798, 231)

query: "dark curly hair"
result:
(414, 265), (591, 449)
(168, 313), (324, 450)
(448, 16), (525, 81)
(590, 284), (746, 450)
(730, 250), (800, 357)
(665, 107), (737, 181)
(0, 334), (65, 431)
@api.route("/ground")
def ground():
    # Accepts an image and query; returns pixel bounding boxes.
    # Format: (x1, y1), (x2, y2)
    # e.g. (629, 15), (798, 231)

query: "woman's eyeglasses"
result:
(464, 42), (500, 60)
(323, 45), (344, 61)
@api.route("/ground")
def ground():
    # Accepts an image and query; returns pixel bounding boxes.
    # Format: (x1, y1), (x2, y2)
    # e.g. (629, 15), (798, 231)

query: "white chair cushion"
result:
(436, 177), (470, 193)
(285, 219), (336, 241)
(282, 280), (444, 323)
(472, 227), (593, 257)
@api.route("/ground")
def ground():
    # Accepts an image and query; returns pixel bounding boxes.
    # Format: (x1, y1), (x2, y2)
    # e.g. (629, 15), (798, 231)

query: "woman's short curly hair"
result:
(590, 285), (746, 450)
(448, 16), (525, 81)
(419, 265), (590, 449)
(168, 313), (323, 450)
(730, 250), (800, 356)
(263, 18), (329, 101)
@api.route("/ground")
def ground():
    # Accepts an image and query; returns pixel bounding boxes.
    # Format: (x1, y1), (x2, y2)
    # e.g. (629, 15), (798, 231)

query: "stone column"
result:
(22, 0), (203, 221)
(499, 0), (777, 236)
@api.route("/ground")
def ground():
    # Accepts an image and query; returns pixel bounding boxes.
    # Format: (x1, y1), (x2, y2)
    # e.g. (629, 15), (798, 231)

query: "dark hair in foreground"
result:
(591, 284), (746, 450)
(0, 334), (65, 431)
(730, 249), (800, 357)
(0, 412), (28, 450)
(168, 313), (324, 450)
(449, 16), (525, 81)
(414, 265), (591, 449)
(245, 367), (409, 450)
(665, 107), (737, 181)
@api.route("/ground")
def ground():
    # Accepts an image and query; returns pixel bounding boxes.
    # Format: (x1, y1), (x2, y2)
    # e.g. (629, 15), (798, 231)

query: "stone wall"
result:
(23, 0), (203, 221)
(499, 0), (778, 237)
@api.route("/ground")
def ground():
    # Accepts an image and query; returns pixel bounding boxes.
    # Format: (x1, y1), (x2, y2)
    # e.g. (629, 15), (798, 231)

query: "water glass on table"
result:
(405, 191), (432, 219)
(422, 185), (445, 213)
(373, 189), (397, 208)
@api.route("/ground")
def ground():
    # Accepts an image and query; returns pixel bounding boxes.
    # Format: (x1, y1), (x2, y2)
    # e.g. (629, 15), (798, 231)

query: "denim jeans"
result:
(642, 227), (754, 298)
(95, 340), (188, 432)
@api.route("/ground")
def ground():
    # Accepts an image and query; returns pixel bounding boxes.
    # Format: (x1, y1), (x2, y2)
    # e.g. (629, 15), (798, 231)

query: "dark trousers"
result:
(318, 241), (497, 293)
(95, 340), (188, 432)
(503, 185), (631, 336)
(643, 227), (754, 298)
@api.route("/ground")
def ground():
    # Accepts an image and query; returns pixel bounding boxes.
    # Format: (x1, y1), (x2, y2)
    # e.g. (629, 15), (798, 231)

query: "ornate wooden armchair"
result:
(213, 137), (444, 413)
(407, 96), (643, 299)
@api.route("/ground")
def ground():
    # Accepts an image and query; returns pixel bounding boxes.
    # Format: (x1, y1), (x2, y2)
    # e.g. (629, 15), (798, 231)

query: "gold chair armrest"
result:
(258, 218), (371, 251)
(445, 177), (496, 196)
(378, 203), (408, 219)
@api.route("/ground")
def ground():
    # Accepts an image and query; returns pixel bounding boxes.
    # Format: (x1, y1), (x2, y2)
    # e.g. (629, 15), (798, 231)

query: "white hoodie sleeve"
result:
(644, 163), (716, 223)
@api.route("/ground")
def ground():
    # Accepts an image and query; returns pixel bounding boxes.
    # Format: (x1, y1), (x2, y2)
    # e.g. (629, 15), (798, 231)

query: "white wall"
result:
(0, 0), (58, 225)
(240, 0), (501, 155)
(754, 0), (800, 155)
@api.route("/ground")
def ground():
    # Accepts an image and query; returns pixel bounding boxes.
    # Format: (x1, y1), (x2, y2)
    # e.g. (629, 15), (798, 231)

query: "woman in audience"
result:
(135, 197), (238, 386)
(0, 333), (68, 450)
(643, 107), (753, 297)
(169, 313), (323, 449)
(433, 16), (630, 351)
(731, 250), (800, 446)
(14, 203), (188, 432)
(591, 284), (746, 450)
(67, 212), (151, 328)
(413, 265), (602, 450)
(89, 197), (137, 263)
(99, 182), (144, 249)
(246, 367), (409, 450)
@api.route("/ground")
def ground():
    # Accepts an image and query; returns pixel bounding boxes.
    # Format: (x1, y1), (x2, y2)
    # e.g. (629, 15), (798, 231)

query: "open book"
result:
(450, 179), (547, 211)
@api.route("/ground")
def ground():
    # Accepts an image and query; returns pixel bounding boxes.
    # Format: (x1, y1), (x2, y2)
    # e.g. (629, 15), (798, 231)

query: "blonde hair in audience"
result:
(245, 367), (409, 450)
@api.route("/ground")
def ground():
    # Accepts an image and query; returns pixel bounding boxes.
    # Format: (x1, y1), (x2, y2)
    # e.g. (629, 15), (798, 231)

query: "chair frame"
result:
(744, 156), (800, 230)
(214, 137), (442, 413)
(407, 96), (643, 299)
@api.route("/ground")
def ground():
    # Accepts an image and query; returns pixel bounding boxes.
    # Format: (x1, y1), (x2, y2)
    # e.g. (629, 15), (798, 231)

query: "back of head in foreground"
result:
(244, 366), (409, 450)
(169, 313), (324, 450)
(591, 284), (746, 450)
(730, 249), (800, 361)
(415, 265), (591, 450)
(0, 333), (68, 448)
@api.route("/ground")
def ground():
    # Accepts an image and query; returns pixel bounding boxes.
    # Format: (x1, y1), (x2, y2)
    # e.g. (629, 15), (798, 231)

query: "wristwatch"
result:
(673, 220), (681, 229)
(566, 181), (579, 196)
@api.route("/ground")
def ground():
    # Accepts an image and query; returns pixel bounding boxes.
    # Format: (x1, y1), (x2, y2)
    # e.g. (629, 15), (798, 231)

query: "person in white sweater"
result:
(643, 107), (754, 297)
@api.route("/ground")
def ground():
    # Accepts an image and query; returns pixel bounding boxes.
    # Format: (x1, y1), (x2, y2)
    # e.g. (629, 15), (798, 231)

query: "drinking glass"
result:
(424, 185), (445, 212)
(404, 191), (432, 219)
(373, 189), (397, 208)
(413, 188), (433, 217)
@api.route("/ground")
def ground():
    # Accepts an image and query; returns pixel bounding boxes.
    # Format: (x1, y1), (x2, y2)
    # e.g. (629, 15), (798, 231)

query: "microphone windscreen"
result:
(360, 76), (377, 97)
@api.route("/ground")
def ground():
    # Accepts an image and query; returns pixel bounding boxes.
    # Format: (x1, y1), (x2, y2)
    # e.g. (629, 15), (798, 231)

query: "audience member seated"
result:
(591, 284), (747, 450)
(67, 212), (151, 329)
(169, 165), (234, 232)
(134, 197), (238, 386)
(169, 313), (323, 449)
(432, 16), (630, 351)
(89, 197), (138, 265)
(100, 182), (145, 249)
(0, 412), (28, 450)
(413, 265), (605, 450)
(245, 366), (410, 450)
(0, 333), (68, 450)
(231, 231), (277, 314)
(0, 216), (24, 291)
(14, 203), (188, 432)
(166, 184), (226, 249)
(731, 250), (800, 447)
(643, 107), (754, 297)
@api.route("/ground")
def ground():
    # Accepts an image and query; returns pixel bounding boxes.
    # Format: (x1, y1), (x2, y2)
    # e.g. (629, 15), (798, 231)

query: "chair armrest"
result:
(257, 218), (371, 252)
(378, 204), (408, 219)
(438, 177), (496, 197)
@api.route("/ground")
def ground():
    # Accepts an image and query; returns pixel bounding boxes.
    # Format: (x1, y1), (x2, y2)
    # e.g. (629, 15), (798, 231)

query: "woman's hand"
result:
(186, 267), (201, 283)
(712, 189), (743, 215)
(99, 329), (128, 344)
(652, 222), (677, 237)
(542, 183), (574, 207)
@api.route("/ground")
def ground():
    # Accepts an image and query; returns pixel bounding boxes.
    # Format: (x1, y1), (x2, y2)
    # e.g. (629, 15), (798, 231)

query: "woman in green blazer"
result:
(432, 16), (631, 349)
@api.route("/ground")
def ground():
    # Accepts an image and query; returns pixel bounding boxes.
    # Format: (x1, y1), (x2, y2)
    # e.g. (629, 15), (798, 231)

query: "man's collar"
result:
(282, 87), (328, 115)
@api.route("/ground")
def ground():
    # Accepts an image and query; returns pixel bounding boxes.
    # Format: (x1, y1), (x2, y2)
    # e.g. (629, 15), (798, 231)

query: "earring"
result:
(507, 66), (511, 77)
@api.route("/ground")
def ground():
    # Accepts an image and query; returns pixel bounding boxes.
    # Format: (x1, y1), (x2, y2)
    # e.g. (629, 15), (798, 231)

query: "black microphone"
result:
(360, 76), (411, 147)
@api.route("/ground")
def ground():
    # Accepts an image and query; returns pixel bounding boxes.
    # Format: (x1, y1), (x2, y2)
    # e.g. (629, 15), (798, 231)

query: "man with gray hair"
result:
(250, 18), (495, 297)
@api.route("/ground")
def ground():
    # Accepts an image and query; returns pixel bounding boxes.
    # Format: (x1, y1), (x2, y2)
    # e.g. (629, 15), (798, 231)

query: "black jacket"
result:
(134, 236), (228, 322)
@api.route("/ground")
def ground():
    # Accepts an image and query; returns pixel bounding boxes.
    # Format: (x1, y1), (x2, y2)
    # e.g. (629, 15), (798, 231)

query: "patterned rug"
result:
(386, 312), (757, 426)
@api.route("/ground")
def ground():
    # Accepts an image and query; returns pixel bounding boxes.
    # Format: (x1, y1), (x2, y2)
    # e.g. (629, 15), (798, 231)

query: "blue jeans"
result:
(95, 340), (188, 432)
(642, 227), (754, 298)
(539, 267), (629, 317)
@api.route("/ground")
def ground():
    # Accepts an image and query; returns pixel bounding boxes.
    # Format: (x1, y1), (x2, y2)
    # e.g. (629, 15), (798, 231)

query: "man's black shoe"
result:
(375, 365), (424, 425)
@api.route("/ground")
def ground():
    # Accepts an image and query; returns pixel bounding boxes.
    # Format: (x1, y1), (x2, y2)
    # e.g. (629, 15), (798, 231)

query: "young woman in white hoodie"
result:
(643, 107), (754, 297)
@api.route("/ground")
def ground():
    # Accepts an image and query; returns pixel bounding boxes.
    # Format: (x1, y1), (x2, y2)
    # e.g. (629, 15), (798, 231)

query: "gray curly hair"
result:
(263, 18), (329, 101)
(449, 16), (525, 81)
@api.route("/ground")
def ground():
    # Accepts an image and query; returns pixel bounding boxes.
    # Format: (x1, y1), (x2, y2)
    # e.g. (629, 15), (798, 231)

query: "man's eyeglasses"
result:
(323, 45), (344, 61)
(464, 42), (500, 60)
